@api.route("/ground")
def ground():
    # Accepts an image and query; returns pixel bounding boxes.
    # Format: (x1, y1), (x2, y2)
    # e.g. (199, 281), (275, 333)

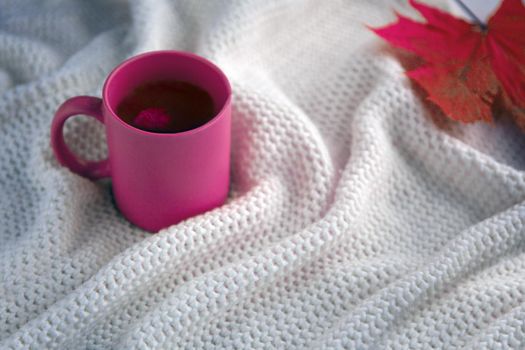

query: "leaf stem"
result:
(453, 0), (487, 30)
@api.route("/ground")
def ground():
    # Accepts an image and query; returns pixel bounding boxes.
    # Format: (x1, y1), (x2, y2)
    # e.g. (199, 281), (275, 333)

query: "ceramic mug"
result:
(51, 50), (232, 232)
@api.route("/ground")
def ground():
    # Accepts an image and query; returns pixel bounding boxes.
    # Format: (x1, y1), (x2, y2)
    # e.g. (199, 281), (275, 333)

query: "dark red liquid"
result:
(117, 80), (215, 133)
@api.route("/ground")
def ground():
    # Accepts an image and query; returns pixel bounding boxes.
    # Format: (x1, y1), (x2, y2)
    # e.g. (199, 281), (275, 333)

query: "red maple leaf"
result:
(371, 0), (525, 124)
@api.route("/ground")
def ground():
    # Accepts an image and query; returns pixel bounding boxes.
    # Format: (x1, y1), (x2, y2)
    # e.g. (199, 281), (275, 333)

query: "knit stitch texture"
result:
(1, 0), (525, 349)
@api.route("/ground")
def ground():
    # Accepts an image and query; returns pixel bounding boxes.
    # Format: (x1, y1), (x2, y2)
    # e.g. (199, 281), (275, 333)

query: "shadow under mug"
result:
(51, 50), (232, 232)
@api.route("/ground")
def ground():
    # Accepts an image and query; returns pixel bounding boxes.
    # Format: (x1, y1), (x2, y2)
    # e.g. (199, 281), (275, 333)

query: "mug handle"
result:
(51, 96), (110, 180)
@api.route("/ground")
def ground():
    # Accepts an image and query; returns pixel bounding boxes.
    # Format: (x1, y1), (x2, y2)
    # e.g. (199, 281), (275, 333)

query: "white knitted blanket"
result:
(2, 0), (525, 348)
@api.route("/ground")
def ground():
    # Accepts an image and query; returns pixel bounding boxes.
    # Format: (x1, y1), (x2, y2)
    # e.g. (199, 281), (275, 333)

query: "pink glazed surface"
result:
(51, 51), (232, 231)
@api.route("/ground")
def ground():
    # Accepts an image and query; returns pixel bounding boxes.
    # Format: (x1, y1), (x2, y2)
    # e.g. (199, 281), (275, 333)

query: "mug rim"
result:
(102, 50), (232, 137)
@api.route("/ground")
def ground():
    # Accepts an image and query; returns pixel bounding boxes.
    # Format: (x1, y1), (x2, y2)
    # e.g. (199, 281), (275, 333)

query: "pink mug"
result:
(51, 50), (232, 232)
